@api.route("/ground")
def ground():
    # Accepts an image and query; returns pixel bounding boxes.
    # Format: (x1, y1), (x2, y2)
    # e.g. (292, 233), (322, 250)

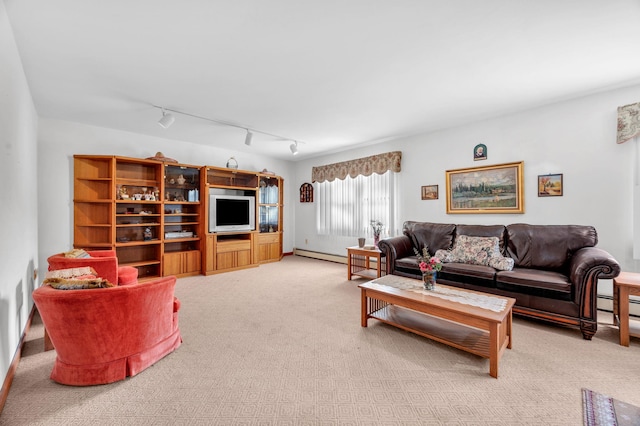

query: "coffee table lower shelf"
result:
(369, 305), (493, 359)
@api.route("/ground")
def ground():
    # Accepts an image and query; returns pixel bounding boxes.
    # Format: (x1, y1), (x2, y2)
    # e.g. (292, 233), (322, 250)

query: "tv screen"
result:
(209, 194), (255, 232)
(217, 198), (250, 226)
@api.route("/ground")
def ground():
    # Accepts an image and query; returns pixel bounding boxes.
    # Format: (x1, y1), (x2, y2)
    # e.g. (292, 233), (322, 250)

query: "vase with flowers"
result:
(370, 220), (383, 248)
(414, 246), (442, 290)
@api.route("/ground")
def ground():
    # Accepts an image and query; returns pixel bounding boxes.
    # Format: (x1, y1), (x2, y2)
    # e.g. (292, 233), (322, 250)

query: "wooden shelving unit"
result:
(73, 156), (283, 279)
(162, 163), (203, 277)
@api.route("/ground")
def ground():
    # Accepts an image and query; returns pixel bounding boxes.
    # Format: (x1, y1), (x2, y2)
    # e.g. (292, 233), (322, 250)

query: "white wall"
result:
(37, 119), (296, 276)
(293, 84), (640, 295)
(0, 0), (39, 387)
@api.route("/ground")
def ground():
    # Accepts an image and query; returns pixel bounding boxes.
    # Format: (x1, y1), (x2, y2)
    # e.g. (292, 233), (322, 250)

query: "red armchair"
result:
(47, 250), (138, 286)
(32, 276), (182, 386)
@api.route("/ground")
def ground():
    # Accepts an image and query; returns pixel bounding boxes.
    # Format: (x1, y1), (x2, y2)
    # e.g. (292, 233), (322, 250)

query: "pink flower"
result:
(419, 261), (428, 272)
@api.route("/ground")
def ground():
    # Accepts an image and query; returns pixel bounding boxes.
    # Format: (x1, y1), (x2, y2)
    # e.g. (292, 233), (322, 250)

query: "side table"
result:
(347, 246), (385, 280)
(613, 271), (640, 346)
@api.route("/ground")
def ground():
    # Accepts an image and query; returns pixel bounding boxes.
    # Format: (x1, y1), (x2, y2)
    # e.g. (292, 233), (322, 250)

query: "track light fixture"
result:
(158, 108), (175, 129)
(153, 105), (305, 155)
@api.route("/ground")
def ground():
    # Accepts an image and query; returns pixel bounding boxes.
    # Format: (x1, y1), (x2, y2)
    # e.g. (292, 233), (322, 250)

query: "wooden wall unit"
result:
(74, 156), (283, 279)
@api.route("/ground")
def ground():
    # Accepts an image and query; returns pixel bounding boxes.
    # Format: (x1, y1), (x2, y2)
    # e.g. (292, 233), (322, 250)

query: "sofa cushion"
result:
(455, 224), (507, 254)
(496, 268), (572, 300)
(447, 235), (500, 266)
(506, 224), (597, 271)
(438, 262), (497, 288)
(403, 221), (455, 256)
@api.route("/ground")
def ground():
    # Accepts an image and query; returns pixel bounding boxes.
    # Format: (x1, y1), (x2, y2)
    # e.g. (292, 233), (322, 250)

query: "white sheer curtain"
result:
(316, 171), (396, 238)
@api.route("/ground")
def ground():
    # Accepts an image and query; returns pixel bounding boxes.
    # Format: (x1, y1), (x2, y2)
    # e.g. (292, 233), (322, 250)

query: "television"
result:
(209, 193), (255, 233)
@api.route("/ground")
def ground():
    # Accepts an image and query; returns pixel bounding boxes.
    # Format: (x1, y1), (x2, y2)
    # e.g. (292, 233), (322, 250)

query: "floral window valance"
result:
(617, 102), (640, 144)
(312, 151), (402, 183)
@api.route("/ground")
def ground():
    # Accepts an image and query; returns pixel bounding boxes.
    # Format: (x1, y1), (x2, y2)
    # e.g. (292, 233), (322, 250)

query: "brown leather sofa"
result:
(378, 221), (621, 340)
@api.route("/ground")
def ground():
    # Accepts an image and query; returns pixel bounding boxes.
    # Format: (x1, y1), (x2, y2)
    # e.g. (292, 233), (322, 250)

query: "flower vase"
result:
(374, 235), (380, 248)
(422, 271), (436, 291)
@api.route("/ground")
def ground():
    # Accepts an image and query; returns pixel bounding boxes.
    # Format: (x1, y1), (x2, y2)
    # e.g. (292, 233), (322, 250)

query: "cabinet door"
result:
(184, 251), (201, 274)
(164, 252), (183, 276)
(236, 250), (252, 267)
(216, 252), (236, 270)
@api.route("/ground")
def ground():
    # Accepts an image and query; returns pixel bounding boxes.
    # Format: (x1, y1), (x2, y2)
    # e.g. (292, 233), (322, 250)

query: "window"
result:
(316, 171), (396, 238)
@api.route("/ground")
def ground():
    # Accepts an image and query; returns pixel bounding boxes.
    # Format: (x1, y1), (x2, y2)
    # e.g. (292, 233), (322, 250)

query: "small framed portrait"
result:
(474, 143), (487, 161)
(421, 185), (439, 200)
(538, 174), (563, 197)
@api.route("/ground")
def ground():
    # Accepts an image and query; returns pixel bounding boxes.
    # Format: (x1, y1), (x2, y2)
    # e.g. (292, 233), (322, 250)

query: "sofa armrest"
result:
(378, 235), (414, 275)
(569, 246), (621, 317)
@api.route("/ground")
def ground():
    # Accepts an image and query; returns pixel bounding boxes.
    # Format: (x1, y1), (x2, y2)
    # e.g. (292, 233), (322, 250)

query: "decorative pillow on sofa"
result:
(446, 235), (500, 266)
(488, 255), (515, 271)
(436, 235), (515, 271)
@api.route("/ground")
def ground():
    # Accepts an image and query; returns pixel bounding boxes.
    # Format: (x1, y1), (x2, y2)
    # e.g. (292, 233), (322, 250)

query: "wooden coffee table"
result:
(359, 275), (515, 378)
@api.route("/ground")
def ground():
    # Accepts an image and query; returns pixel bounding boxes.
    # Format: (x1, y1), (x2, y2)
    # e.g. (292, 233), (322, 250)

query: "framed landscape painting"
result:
(445, 161), (524, 214)
(421, 185), (438, 200)
(538, 174), (563, 197)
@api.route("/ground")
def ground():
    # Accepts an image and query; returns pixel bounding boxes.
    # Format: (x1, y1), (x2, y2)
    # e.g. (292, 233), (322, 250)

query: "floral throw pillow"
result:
(447, 235), (500, 266)
(488, 255), (514, 271)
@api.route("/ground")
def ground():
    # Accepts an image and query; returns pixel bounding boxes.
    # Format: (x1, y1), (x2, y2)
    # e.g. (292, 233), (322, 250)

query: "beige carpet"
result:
(2, 255), (640, 425)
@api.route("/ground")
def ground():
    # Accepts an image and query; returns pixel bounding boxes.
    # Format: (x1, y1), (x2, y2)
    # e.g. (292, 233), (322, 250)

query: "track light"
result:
(152, 105), (306, 155)
(158, 109), (175, 129)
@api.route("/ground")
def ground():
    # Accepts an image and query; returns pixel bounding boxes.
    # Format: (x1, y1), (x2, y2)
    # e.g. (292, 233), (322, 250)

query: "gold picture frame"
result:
(421, 185), (438, 200)
(445, 161), (524, 214)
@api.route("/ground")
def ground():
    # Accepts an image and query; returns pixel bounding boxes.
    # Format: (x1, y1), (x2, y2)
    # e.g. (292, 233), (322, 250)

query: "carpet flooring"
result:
(2, 255), (640, 425)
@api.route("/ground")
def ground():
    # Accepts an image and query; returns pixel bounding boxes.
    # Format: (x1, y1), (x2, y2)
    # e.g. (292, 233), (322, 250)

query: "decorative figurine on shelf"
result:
(154, 187), (160, 200)
(177, 174), (186, 185)
(144, 227), (152, 241)
(119, 186), (129, 200)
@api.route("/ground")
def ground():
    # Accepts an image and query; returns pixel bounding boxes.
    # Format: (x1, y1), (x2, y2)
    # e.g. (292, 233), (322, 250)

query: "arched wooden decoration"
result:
(300, 183), (313, 203)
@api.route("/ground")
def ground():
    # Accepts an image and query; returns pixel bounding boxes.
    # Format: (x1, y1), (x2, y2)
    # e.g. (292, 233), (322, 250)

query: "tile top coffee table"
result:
(359, 275), (515, 378)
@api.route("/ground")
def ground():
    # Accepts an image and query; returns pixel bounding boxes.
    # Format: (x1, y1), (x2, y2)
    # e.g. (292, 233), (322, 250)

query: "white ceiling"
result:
(6, 0), (640, 160)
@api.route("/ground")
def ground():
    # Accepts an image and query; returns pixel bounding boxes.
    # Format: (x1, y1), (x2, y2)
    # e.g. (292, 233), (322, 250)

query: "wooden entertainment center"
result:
(73, 155), (283, 281)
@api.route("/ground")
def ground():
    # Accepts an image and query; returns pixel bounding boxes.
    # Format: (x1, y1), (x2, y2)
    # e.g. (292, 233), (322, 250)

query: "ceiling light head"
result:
(290, 141), (299, 155)
(158, 109), (175, 129)
(244, 130), (253, 146)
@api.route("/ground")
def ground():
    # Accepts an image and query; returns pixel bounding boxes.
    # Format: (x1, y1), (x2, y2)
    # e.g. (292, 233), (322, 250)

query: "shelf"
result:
(164, 201), (200, 205)
(117, 223), (161, 227)
(115, 240), (161, 247)
(120, 260), (161, 268)
(164, 237), (200, 243)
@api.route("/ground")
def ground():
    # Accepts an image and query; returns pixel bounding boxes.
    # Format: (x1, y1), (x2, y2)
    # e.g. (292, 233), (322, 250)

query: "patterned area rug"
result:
(583, 388), (640, 425)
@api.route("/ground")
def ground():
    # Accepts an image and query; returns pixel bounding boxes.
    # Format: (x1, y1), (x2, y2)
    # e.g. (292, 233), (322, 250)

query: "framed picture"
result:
(445, 161), (524, 214)
(421, 185), (438, 200)
(538, 174), (563, 197)
(473, 143), (487, 161)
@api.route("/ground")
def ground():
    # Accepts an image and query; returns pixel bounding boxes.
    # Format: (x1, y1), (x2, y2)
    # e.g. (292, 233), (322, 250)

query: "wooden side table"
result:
(347, 246), (385, 280)
(613, 271), (640, 346)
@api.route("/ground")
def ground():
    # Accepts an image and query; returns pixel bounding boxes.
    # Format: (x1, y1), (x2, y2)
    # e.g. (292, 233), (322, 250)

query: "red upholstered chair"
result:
(33, 276), (182, 386)
(47, 250), (138, 286)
